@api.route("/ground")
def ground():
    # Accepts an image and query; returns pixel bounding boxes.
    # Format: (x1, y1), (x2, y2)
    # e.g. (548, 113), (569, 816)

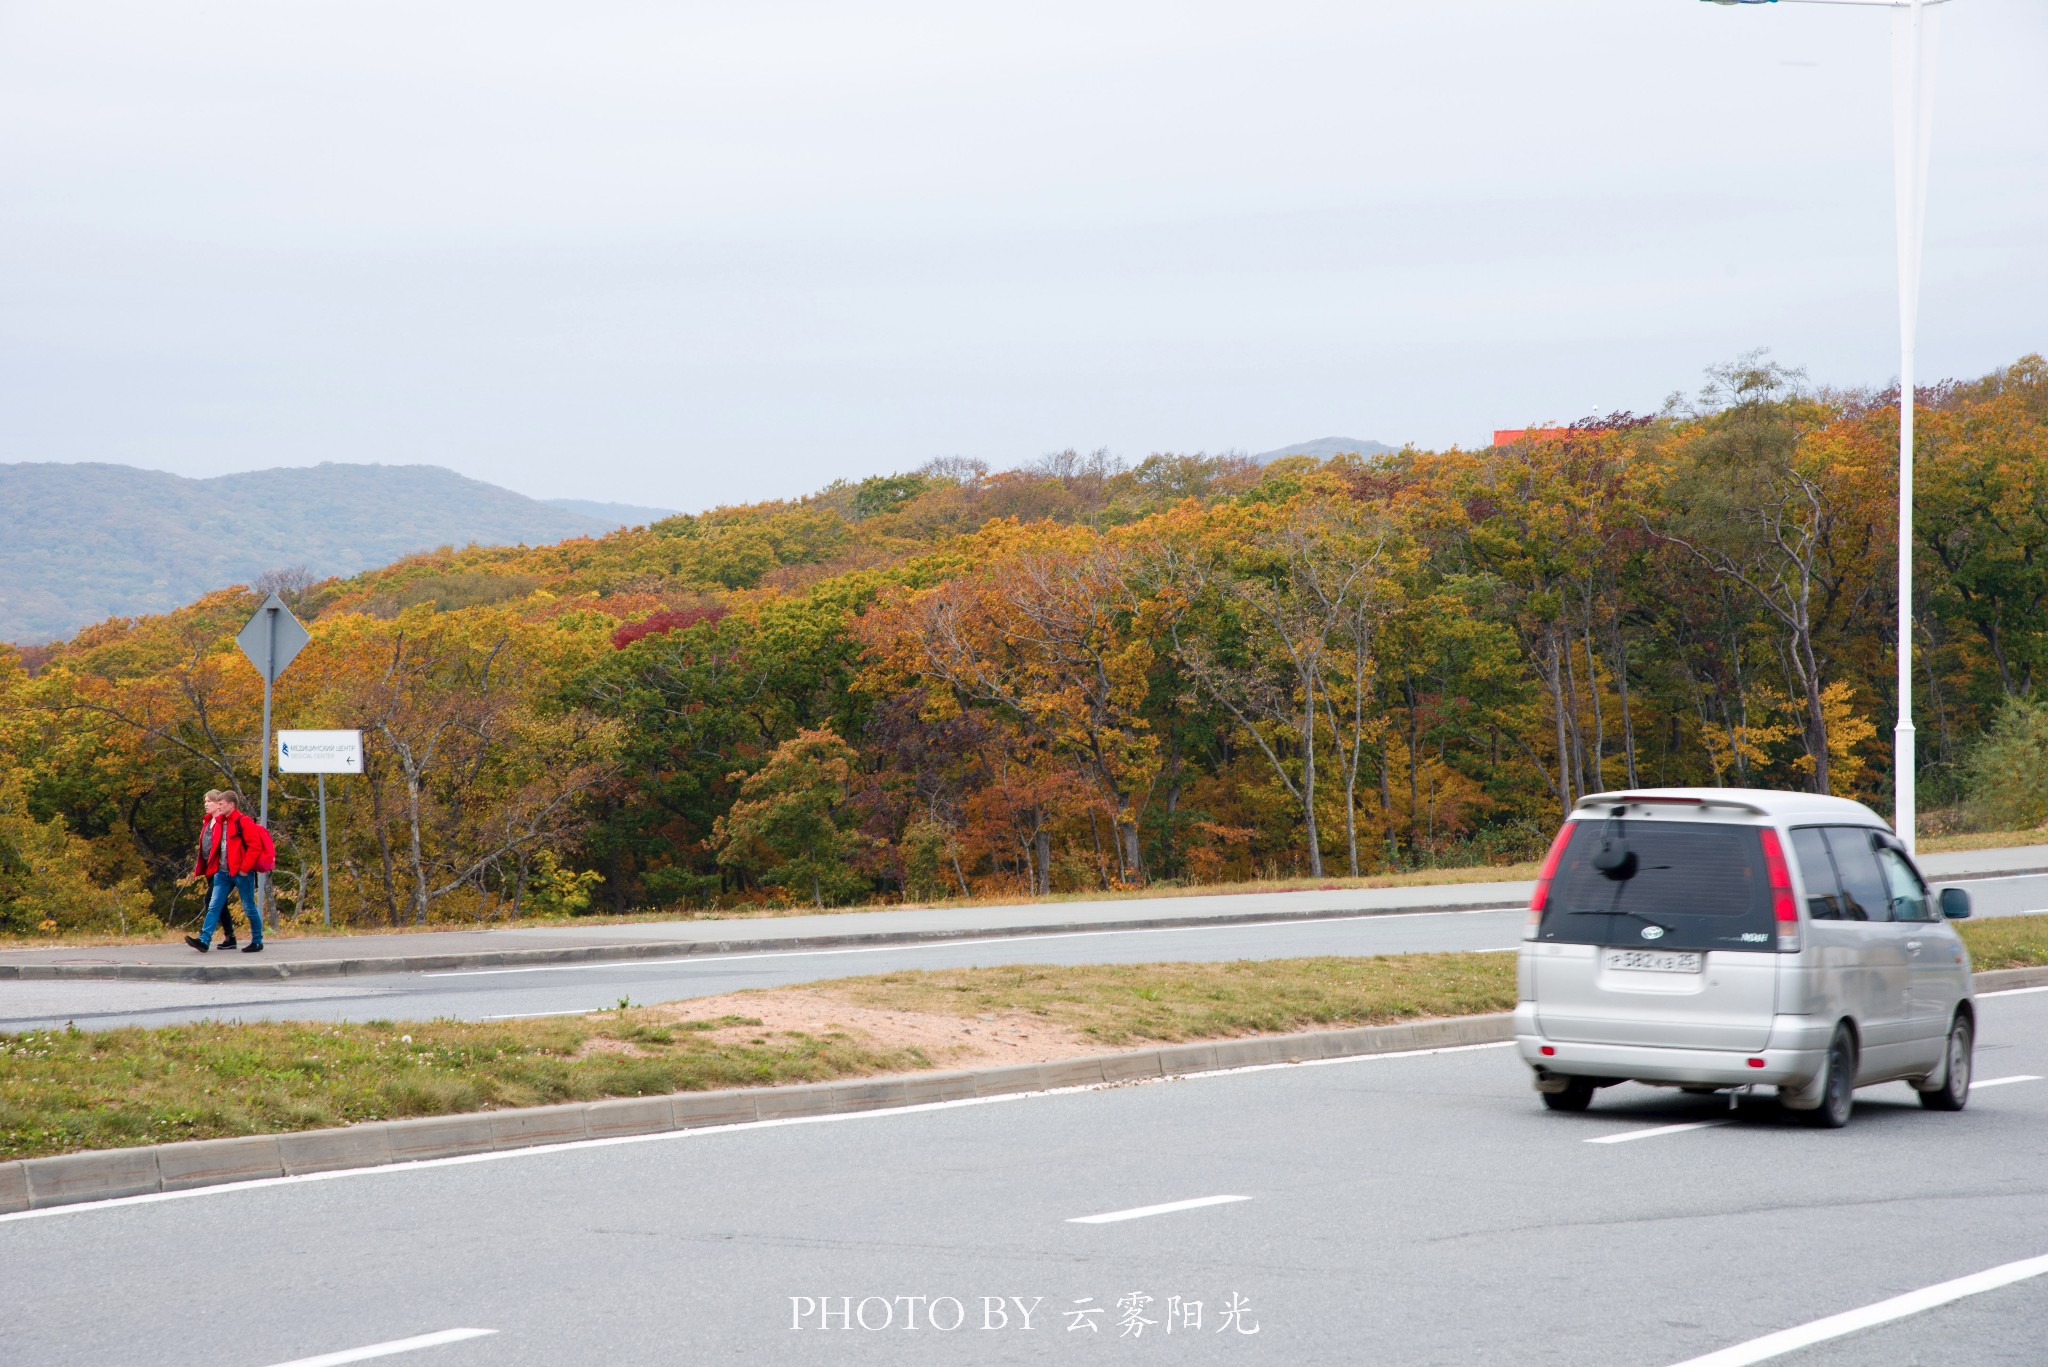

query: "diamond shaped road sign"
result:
(236, 594), (311, 684)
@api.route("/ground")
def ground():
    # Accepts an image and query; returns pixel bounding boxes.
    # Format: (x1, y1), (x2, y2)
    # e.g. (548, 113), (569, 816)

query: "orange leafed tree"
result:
(860, 521), (1163, 883)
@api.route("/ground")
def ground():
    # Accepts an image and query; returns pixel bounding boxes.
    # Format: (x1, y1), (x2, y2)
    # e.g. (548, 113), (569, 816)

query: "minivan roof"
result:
(1570, 787), (1890, 825)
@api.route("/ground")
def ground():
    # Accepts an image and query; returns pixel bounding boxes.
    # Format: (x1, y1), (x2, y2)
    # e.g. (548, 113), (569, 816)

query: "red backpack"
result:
(245, 817), (278, 874)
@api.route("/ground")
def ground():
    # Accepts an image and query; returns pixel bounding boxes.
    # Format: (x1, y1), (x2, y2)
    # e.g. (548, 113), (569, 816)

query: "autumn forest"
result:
(4, 353), (2046, 936)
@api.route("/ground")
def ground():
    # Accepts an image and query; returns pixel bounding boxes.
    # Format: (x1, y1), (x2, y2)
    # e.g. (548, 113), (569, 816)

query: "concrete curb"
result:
(0, 897), (1529, 984)
(1975, 964), (2048, 993)
(0, 1012), (1515, 1215)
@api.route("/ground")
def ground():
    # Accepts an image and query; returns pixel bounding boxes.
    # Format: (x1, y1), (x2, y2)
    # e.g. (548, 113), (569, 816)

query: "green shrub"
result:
(1962, 697), (2048, 832)
(0, 773), (159, 937)
(899, 818), (959, 902)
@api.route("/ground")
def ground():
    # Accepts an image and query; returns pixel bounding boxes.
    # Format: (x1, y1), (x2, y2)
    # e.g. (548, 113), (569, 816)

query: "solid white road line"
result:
(1970, 1074), (2042, 1090)
(1664, 1251), (2048, 1367)
(1586, 1120), (1730, 1145)
(420, 907), (1520, 977)
(0, 1041), (1515, 1224)
(1979, 985), (2048, 998)
(1069, 1194), (1250, 1224)
(263, 1328), (496, 1367)
(480, 1009), (597, 1020)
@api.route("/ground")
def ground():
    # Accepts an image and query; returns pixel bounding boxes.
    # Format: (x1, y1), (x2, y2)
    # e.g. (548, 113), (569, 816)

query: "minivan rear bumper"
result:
(1514, 1006), (1832, 1088)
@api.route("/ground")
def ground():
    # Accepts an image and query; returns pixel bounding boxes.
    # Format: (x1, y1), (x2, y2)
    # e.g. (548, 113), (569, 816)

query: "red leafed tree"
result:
(611, 606), (728, 650)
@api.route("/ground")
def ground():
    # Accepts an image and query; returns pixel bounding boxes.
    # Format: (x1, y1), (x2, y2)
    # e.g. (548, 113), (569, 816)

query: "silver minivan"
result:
(1514, 788), (1975, 1127)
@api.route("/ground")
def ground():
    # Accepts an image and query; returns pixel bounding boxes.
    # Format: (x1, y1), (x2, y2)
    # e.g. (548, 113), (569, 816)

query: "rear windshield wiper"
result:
(1563, 906), (1675, 935)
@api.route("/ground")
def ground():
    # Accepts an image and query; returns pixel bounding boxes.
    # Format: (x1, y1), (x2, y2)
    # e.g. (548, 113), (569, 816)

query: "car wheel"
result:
(1541, 1076), (1597, 1112)
(1918, 1014), (1972, 1113)
(1802, 1026), (1856, 1129)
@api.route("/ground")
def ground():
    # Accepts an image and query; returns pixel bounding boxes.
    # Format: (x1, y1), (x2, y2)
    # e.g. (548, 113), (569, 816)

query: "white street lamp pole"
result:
(1705, 0), (1946, 850)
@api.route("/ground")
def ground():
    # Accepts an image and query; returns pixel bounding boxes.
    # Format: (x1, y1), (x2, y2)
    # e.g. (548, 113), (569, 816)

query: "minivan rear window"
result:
(1536, 819), (1778, 952)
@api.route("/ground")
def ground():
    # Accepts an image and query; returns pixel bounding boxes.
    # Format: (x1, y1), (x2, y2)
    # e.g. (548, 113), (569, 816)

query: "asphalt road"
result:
(7, 984), (2046, 1365)
(5, 873), (2045, 1034)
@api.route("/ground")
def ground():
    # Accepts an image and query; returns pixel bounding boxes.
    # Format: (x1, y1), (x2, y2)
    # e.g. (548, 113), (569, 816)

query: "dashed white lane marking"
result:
(1586, 1120), (1730, 1145)
(263, 1328), (496, 1367)
(0, 1041), (1515, 1224)
(1069, 1194), (1250, 1224)
(1979, 985), (2048, 998)
(1663, 1251), (2048, 1367)
(1970, 1074), (2042, 1090)
(420, 907), (1519, 977)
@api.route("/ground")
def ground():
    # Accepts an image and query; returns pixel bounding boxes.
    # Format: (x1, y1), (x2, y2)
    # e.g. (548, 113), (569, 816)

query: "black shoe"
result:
(184, 935), (210, 954)
(220, 937), (237, 950)
(241, 941), (264, 953)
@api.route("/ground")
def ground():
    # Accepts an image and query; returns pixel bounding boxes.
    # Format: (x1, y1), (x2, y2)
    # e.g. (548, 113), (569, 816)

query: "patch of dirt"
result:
(634, 991), (1111, 1068)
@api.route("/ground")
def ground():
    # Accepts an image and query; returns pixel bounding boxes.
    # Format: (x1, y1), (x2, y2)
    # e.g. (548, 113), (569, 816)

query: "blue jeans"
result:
(202, 872), (262, 945)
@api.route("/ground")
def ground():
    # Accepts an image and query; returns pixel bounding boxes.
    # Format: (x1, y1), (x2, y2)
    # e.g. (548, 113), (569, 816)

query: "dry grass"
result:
(1918, 829), (2048, 855)
(1959, 912), (2048, 970)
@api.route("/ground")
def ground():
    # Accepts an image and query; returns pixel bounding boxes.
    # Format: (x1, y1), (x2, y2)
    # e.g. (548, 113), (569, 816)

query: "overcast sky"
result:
(2, 1), (2043, 512)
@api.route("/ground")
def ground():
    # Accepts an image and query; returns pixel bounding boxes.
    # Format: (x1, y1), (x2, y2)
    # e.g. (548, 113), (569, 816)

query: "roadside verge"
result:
(0, 1011), (1511, 1216)
(7, 963), (2043, 1217)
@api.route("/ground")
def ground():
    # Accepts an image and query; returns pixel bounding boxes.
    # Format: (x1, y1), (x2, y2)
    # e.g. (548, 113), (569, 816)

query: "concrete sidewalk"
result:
(2, 843), (2039, 984)
(0, 878), (1536, 982)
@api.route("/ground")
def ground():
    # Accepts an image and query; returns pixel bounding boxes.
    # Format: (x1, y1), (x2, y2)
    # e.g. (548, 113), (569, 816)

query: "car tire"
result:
(1802, 1026), (1856, 1129)
(1541, 1076), (1597, 1112)
(1918, 1014), (1972, 1113)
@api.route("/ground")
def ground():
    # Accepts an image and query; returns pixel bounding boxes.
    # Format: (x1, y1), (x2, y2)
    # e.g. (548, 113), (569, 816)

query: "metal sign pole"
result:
(237, 594), (311, 937)
(260, 605), (276, 924)
(318, 773), (332, 926)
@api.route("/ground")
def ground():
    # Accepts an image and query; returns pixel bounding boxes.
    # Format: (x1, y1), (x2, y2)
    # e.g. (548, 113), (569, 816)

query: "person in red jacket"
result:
(185, 789), (264, 953)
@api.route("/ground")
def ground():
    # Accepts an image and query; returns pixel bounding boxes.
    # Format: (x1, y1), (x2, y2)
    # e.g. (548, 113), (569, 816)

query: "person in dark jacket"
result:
(185, 789), (264, 953)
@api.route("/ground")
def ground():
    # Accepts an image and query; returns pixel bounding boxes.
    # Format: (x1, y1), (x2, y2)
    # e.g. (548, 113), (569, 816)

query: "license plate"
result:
(1603, 949), (1702, 974)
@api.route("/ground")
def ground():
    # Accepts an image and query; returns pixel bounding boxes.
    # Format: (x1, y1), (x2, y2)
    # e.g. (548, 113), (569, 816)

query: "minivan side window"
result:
(1823, 827), (1891, 922)
(1877, 847), (1935, 922)
(1790, 828), (1845, 920)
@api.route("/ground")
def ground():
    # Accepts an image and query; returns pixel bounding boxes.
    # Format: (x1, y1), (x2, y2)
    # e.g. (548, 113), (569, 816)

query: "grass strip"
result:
(0, 1012), (925, 1163)
(0, 952), (1515, 1161)
(1959, 912), (2048, 970)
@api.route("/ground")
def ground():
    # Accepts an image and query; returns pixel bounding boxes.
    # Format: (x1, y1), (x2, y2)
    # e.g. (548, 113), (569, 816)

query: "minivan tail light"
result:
(1526, 823), (1578, 939)
(1757, 827), (1800, 952)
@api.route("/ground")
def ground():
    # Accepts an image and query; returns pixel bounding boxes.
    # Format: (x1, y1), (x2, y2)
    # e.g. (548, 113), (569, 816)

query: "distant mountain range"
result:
(0, 463), (677, 644)
(6, 447), (1413, 645)
(1251, 436), (1395, 462)
(542, 497), (680, 527)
